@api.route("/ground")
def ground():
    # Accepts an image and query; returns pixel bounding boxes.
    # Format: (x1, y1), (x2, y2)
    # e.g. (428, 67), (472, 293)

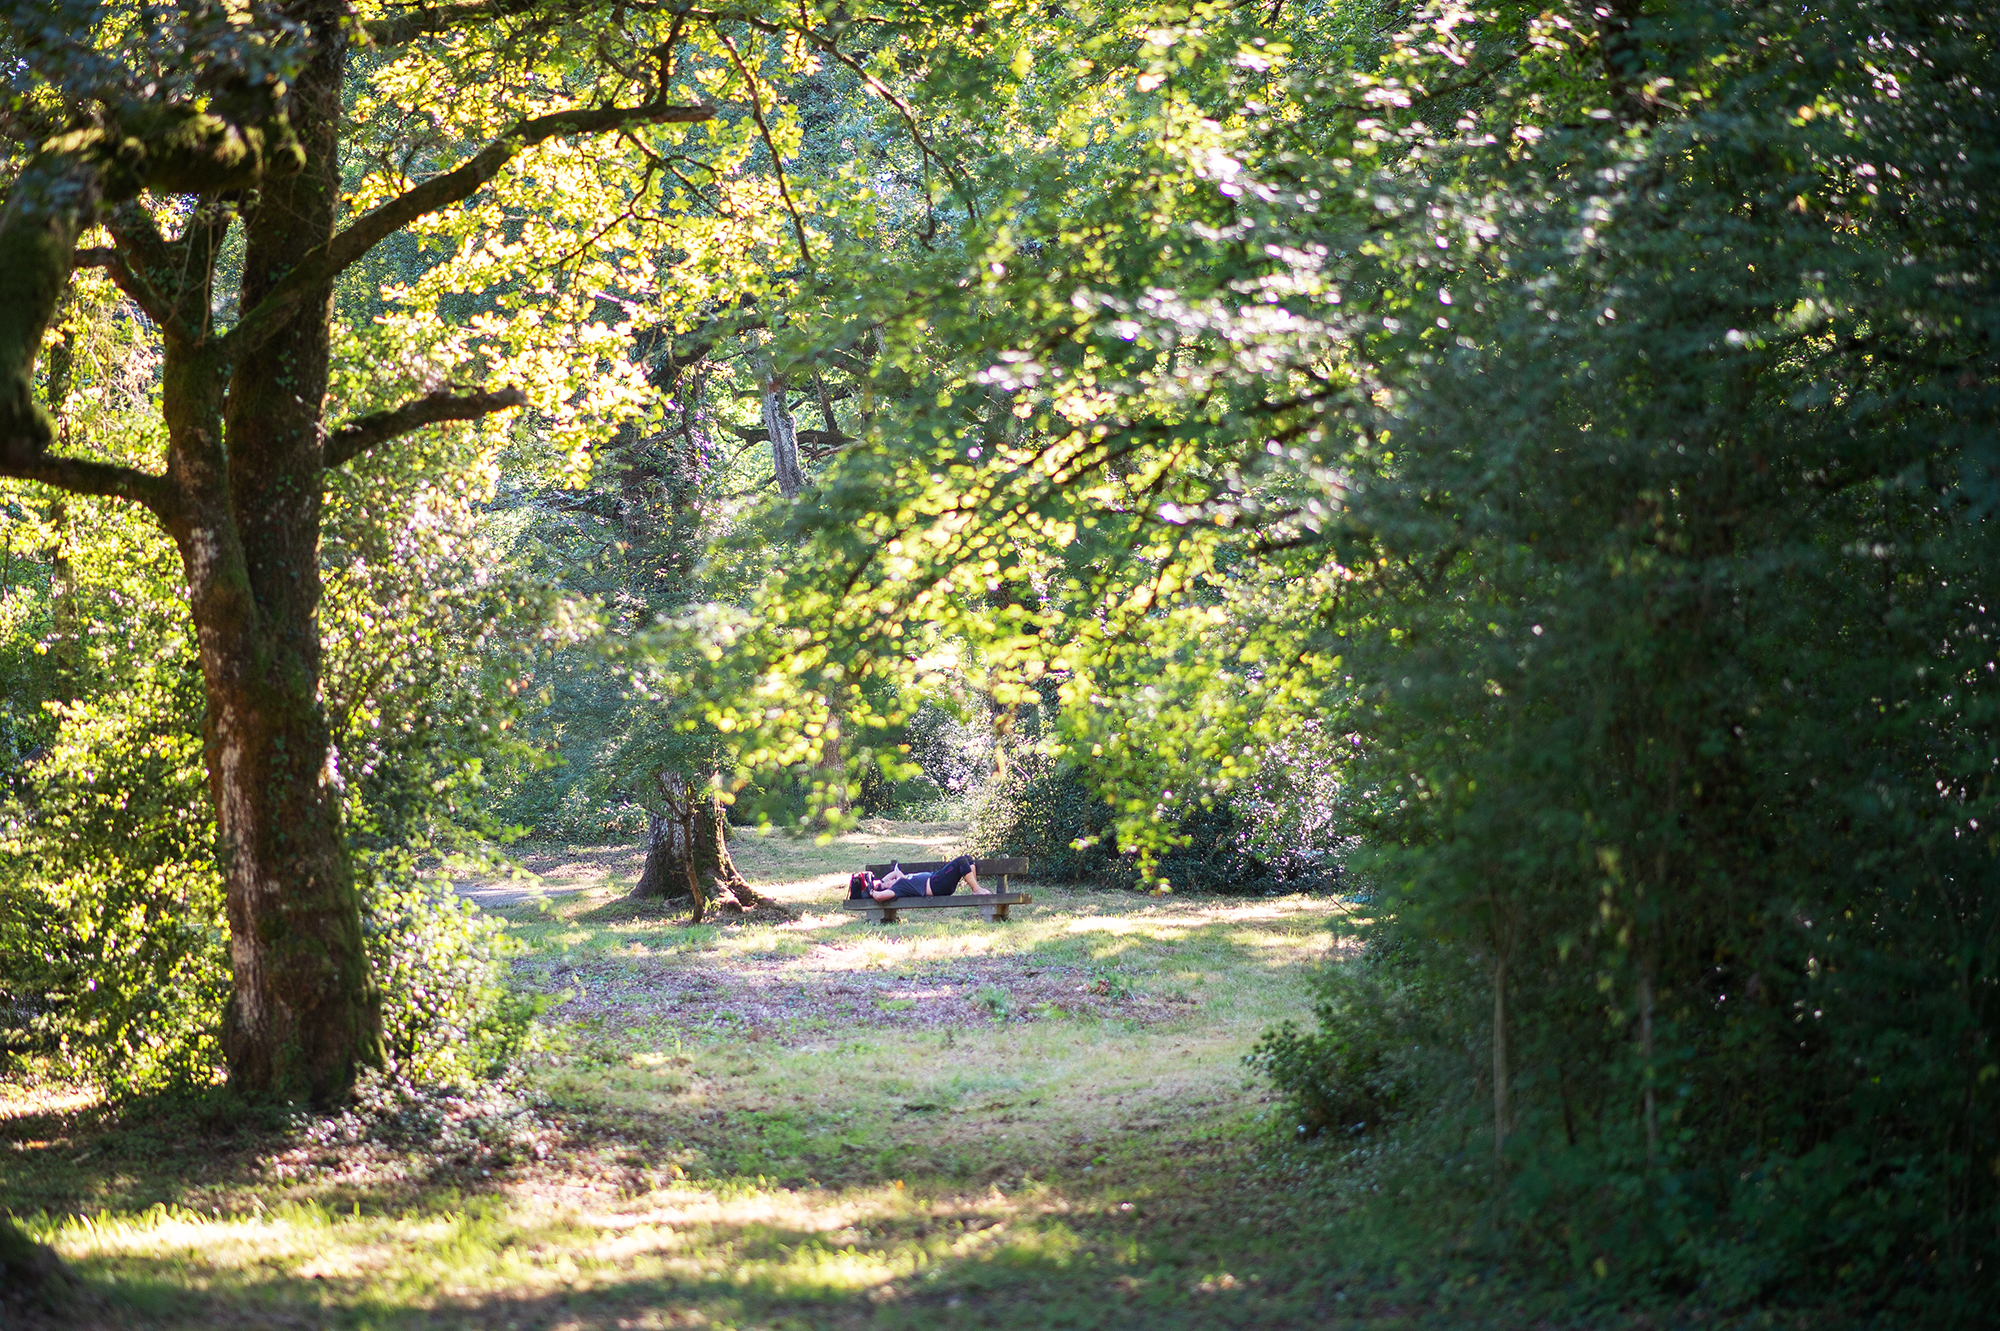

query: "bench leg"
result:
(978, 902), (1011, 922)
(878, 907), (899, 925)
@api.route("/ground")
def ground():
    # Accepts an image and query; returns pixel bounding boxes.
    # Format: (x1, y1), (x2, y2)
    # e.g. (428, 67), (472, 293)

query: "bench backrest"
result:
(862, 856), (1028, 877)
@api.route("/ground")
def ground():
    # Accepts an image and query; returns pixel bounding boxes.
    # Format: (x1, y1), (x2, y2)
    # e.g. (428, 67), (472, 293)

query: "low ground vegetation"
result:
(0, 830), (1940, 1328)
(4, 828), (1375, 1329)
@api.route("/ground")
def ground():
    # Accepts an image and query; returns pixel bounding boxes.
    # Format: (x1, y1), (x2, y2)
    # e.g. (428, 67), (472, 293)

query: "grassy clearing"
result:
(1, 824), (1614, 1329)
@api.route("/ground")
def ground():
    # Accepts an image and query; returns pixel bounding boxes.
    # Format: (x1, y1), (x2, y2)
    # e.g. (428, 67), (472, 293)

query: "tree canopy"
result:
(2, 0), (1994, 1317)
(703, 0), (2000, 1308)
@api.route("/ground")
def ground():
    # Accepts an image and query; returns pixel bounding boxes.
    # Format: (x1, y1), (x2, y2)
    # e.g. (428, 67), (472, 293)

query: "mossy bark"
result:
(0, 54), (373, 1100)
(62, 10), (379, 1104)
(3, 2), (700, 1104)
(192, 12), (381, 1103)
(630, 771), (783, 921)
(0, 107), (298, 464)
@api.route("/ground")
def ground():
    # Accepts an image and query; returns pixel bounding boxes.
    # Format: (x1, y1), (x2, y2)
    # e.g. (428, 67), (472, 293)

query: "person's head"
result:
(848, 870), (876, 899)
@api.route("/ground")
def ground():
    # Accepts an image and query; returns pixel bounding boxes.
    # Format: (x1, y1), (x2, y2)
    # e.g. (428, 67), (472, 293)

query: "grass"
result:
(0, 823), (1621, 1329)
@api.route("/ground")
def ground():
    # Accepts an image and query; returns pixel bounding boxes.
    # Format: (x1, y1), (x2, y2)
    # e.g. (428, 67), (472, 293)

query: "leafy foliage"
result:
(5, 0), (1996, 1314)
(0, 283), (554, 1092)
(711, 0), (2000, 1314)
(1249, 937), (1446, 1140)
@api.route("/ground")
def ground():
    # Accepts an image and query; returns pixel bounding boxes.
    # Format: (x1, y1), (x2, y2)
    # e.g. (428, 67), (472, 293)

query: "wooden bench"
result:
(842, 857), (1030, 924)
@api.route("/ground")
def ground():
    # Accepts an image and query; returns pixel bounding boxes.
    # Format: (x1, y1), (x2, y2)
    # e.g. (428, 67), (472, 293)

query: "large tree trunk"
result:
(163, 7), (381, 1103)
(629, 770), (787, 921)
(1, 0), (722, 1107)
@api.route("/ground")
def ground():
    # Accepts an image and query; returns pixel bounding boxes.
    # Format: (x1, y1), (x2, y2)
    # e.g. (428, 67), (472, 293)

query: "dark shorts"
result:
(892, 855), (974, 897)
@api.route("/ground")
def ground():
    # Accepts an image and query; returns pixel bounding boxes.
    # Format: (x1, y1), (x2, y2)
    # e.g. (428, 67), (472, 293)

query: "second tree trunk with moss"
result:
(630, 770), (784, 921)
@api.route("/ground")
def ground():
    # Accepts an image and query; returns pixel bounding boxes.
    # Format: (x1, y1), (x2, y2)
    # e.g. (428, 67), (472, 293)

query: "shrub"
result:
(0, 665), (230, 1094)
(357, 853), (543, 1083)
(1, 679), (541, 1093)
(967, 746), (1120, 882)
(1249, 934), (1457, 1140)
(969, 740), (1324, 893)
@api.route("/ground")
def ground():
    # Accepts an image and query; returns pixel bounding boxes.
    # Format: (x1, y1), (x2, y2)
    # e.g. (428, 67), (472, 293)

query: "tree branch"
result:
(725, 423), (849, 451)
(223, 98), (715, 359)
(712, 8), (967, 238)
(659, 306), (765, 370)
(101, 204), (198, 336)
(362, 0), (549, 47)
(0, 451), (174, 515)
(324, 387), (527, 470)
(716, 28), (813, 268)
(71, 244), (175, 327)
(2, 104), (300, 465)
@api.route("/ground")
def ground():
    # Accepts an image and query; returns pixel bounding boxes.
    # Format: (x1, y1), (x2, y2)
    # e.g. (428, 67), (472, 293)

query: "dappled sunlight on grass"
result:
(12, 825), (1381, 1329)
(30, 1168), (1300, 1327)
(0, 1084), (105, 1122)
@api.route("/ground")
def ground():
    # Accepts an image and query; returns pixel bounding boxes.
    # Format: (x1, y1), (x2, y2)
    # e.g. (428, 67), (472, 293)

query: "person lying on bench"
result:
(848, 854), (988, 902)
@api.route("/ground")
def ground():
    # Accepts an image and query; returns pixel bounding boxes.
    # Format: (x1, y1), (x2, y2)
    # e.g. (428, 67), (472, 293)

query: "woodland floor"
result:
(2, 821), (1662, 1329)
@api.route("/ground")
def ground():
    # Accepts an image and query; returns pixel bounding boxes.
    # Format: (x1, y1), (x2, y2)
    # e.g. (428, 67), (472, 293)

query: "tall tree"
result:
(0, 0), (870, 1102)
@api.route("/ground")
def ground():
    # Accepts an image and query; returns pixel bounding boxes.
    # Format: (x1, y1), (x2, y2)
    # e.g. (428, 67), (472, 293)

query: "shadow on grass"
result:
(565, 895), (704, 927)
(0, 1084), (536, 1221)
(31, 1165), (1371, 1331)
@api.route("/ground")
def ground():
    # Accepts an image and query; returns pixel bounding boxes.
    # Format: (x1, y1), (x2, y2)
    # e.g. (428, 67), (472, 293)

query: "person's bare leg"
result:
(963, 866), (988, 894)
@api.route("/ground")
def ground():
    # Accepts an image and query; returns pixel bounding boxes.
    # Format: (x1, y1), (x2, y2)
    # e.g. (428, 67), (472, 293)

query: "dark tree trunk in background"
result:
(814, 715), (849, 824)
(630, 770), (785, 920)
(760, 366), (805, 498)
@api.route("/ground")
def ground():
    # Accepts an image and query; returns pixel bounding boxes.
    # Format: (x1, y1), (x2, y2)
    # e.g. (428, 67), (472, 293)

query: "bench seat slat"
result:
(842, 892), (1030, 911)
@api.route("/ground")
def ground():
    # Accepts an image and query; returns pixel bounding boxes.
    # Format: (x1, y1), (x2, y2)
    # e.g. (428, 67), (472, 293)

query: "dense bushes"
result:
(961, 698), (1339, 892)
(358, 861), (541, 1083)
(1, 429), (546, 1094)
(1257, 4), (1999, 1310)
(1250, 936), (1448, 1141)
(750, 0), (1997, 1316)
(0, 699), (537, 1092)
(1262, 876), (1999, 1315)
(0, 498), (230, 1092)
(967, 745), (1118, 881)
